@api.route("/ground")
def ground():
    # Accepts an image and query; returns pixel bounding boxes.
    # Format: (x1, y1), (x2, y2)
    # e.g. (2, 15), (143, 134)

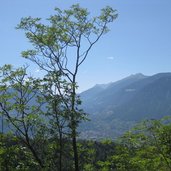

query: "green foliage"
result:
(0, 65), (49, 168)
(1, 118), (171, 171)
(16, 4), (117, 171)
(98, 117), (171, 171)
(0, 65), (45, 135)
(0, 134), (40, 171)
(16, 4), (117, 77)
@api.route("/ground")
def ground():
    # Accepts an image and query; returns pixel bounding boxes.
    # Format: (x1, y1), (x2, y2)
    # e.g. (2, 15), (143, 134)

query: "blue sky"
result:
(0, 0), (171, 92)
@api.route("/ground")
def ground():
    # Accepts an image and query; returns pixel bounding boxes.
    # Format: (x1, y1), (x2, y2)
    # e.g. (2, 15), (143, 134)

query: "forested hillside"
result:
(1, 118), (171, 170)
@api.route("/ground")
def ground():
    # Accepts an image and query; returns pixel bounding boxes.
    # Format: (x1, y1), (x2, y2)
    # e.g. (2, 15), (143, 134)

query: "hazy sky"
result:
(0, 0), (171, 92)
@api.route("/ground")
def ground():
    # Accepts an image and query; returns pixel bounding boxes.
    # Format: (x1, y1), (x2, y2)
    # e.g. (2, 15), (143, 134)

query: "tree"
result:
(0, 133), (40, 170)
(0, 65), (76, 170)
(0, 65), (48, 169)
(103, 117), (171, 171)
(36, 72), (72, 171)
(17, 4), (117, 171)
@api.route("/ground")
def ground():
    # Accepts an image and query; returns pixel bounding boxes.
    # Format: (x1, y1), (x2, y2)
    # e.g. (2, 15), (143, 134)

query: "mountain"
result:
(80, 73), (171, 139)
(81, 73), (147, 115)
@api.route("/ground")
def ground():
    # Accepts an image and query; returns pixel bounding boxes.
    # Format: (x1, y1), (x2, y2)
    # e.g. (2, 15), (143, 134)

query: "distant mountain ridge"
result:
(81, 73), (148, 115)
(80, 73), (171, 139)
(1, 73), (171, 140)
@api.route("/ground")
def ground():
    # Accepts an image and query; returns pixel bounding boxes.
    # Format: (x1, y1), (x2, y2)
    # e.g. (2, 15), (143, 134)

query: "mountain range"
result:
(1, 72), (171, 140)
(79, 73), (171, 139)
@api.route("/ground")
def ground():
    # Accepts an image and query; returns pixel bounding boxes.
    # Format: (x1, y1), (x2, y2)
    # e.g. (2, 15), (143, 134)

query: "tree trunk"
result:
(72, 128), (79, 171)
(59, 132), (63, 171)
(71, 76), (79, 171)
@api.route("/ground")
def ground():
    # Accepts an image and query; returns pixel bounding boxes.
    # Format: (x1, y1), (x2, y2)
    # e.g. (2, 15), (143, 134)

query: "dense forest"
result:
(0, 4), (171, 171)
(1, 118), (171, 170)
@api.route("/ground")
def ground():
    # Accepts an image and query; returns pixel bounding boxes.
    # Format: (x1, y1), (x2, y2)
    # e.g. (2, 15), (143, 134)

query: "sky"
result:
(0, 0), (171, 92)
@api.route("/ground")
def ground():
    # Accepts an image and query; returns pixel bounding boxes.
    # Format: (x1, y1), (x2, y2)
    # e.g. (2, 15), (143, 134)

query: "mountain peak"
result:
(127, 73), (147, 79)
